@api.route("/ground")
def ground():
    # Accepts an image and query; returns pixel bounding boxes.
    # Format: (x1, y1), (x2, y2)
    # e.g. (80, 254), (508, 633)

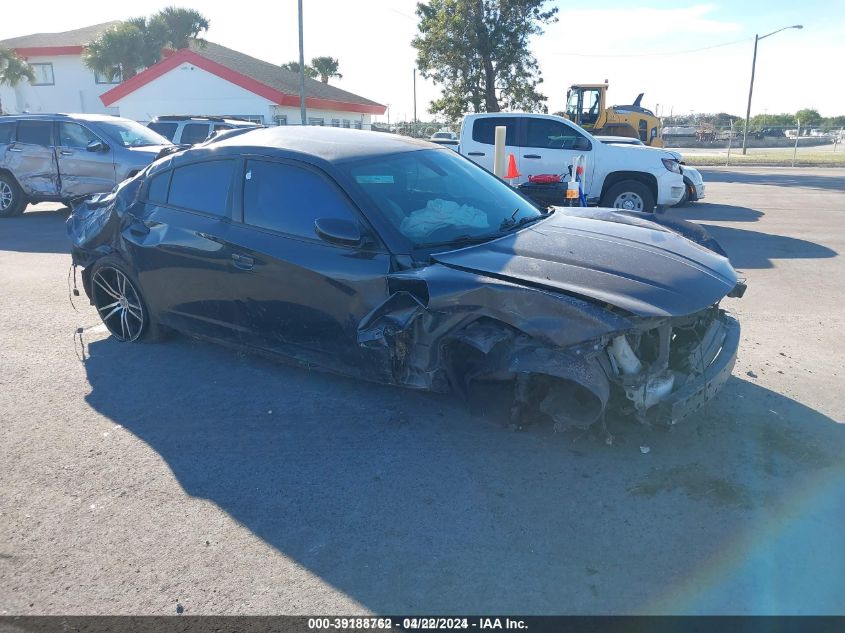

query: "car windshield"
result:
(97, 120), (170, 148)
(341, 148), (543, 249)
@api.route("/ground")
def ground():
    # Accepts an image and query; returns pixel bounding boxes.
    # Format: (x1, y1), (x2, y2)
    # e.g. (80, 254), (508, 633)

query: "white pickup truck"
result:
(459, 112), (686, 212)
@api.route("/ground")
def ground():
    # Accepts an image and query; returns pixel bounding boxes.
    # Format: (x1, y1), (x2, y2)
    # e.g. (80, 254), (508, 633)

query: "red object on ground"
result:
(506, 154), (521, 179)
(527, 174), (562, 184)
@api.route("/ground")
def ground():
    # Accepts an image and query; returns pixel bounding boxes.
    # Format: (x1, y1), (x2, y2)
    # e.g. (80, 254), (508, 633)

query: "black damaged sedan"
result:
(68, 126), (743, 428)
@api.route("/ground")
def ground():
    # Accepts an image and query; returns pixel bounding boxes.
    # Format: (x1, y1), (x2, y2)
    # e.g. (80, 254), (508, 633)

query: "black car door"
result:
(123, 158), (243, 341)
(223, 157), (393, 379)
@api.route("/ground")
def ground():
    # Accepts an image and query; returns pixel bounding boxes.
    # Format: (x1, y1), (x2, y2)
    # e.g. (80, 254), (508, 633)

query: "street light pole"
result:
(741, 24), (802, 155)
(298, 0), (307, 126)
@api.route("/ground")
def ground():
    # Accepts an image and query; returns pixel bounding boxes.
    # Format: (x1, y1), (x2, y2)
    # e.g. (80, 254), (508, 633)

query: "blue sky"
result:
(4, 1), (844, 120)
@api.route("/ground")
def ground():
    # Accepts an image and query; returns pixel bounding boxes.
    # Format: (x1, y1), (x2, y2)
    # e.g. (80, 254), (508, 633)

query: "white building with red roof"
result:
(1, 23), (385, 127)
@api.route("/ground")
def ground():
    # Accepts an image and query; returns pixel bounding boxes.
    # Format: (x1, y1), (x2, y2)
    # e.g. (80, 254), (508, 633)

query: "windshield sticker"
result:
(356, 175), (394, 184)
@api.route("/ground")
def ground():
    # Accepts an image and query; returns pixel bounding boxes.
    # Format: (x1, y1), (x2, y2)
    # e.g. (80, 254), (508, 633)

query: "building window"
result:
(308, 118), (324, 126)
(273, 115), (288, 126)
(353, 120), (362, 130)
(331, 118), (340, 127)
(342, 119), (351, 128)
(30, 63), (54, 86)
(94, 69), (122, 84)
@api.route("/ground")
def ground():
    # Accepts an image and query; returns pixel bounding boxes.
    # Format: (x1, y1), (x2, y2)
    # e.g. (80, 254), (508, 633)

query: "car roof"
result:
(208, 126), (437, 162)
(0, 113), (126, 123)
(151, 115), (258, 126)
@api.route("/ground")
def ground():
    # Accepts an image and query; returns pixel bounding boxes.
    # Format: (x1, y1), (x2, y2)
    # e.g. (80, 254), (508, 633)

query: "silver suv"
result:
(0, 113), (174, 217)
(147, 115), (259, 146)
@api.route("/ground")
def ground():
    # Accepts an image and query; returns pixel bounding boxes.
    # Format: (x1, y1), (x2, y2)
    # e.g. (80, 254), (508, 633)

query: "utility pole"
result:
(742, 25), (802, 155)
(413, 68), (417, 137)
(298, 0), (307, 126)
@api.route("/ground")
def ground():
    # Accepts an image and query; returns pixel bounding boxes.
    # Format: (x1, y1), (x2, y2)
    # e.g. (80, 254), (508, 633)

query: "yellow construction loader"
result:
(564, 82), (664, 147)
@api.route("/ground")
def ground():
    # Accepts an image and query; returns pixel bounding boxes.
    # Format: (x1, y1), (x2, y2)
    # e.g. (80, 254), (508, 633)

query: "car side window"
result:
(16, 120), (52, 147)
(471, 117), (518, 145)
(180, 123), (211, 145)
(0, 121), (15, 144)
(58, 122), (99, 148)
(148, 122), (178, 141)
(146, 171), (171, 203)
(167, 160), (235, 217)
(524, 118), (587, 150)
(243, 160), (357, 240)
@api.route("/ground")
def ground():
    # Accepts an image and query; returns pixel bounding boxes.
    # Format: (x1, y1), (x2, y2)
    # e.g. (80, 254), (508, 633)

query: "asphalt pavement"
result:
(0, 167), (843, 615)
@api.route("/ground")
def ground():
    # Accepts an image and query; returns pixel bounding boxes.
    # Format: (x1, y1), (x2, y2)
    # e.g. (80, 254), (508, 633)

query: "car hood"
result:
(125, 145), (173, 158)
(601, 142), (677, 162)
(431, 210), (738, 317)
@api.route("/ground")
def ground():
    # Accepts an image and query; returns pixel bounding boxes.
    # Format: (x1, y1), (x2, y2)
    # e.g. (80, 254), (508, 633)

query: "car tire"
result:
(89, 256), (164, 343)
(0, 173), (26, 218)
(601, 180), (656, 213)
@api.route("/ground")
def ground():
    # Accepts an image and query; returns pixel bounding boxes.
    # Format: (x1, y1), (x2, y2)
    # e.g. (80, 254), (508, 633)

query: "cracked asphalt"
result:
(1, 167), (843, 615)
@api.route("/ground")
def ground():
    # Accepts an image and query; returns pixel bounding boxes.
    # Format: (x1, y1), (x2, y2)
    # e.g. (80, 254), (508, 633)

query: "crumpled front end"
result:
(356, 262), (741, 430)
(602, 307), (740, 425)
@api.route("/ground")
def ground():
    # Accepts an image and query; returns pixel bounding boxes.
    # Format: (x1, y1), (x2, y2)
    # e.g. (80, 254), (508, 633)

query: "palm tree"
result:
(151, 6), (210, 50)
(310, 56), (342, 84)
(83, 22), (149, 80)
(0, 47), (35, 114)
(281, 61), (317, 79)
(83, 8), (211, 82)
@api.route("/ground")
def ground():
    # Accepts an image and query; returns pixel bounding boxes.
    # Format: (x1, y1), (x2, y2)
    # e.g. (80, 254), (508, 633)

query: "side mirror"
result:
(314, 218), (361, 246)
(572, 136), (592, 151)
(87, 139), (108, 153)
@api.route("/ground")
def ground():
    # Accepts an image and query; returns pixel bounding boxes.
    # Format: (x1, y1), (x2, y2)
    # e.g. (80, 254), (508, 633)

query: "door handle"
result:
(523, 154), (542, 159)
(8, 147), (22, 152)
(60, 150), (74, 156)
(231, 253), (254, 270)
(467, 151), (485, 156)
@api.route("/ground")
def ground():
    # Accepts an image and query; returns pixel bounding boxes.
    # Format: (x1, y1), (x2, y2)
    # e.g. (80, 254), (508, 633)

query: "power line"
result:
(546, 35), (753, 58)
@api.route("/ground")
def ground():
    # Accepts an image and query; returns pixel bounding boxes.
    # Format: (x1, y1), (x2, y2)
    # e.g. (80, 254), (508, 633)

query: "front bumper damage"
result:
(606, 311), (740, 426)
(358, 269), (740, 430)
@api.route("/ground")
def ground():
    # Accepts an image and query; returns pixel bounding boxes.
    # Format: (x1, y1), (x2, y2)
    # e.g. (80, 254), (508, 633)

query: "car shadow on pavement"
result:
(692, 223), (837, 270)
(669, 203), (764, 223)
(79, 333), (845, 613)
(0, 206), (71, 254)
(697, 169), (845, 192)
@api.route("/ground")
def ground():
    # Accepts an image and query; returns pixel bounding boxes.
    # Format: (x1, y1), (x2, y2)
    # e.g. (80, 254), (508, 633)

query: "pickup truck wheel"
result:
(601, 180), (655, 213)
(0, 174), (26, 217)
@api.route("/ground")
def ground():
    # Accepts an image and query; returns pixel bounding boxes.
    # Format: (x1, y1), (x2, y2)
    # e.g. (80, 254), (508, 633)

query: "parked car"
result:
(459, 113), (686, 212)
(147, 115), (260, 146)
(67, 126), (743, 428)
(0, 113), (174, 217)
(597, 135), (705, 206)
(430, 131), (456, 140)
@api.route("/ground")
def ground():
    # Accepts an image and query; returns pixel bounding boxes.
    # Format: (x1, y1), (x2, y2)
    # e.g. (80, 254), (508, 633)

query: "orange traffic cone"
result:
(506, 153), (520, 180)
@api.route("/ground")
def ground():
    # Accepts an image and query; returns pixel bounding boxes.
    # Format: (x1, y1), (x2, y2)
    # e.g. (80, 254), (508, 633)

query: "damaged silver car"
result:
(0, 113), (173, 217)
(67, 126), (744, 430)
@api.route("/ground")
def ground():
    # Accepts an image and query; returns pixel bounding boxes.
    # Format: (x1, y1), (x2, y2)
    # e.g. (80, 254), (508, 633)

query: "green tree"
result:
(150, 6), (210, 50)
(83, 22), (150, 80)
(413, 0), (558, 120)
(310, 56), (342, 84)
(0, 47), (35, 114)
(281, 61), (317, 79)
(83, 8), (210, 81)
(795, 108), (822, 127)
